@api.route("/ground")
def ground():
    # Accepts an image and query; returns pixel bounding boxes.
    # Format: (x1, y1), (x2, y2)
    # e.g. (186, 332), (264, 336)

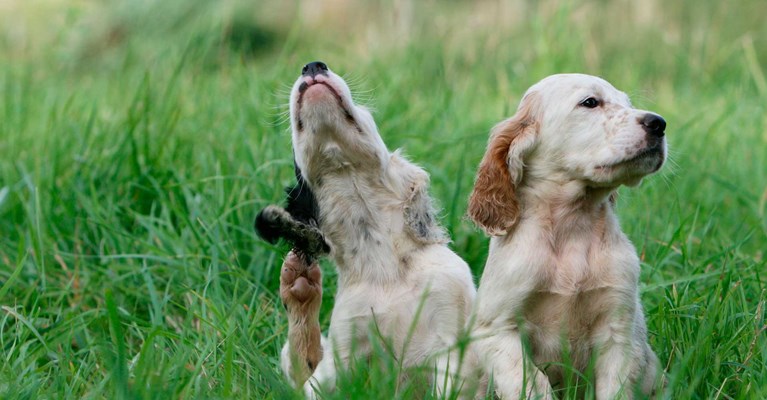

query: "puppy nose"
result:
(640, 114), (666, 137)
(301, 61), (328, 78)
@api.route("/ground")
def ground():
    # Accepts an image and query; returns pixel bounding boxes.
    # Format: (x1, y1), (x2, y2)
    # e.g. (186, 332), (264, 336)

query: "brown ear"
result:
(467, 94), (540, 236)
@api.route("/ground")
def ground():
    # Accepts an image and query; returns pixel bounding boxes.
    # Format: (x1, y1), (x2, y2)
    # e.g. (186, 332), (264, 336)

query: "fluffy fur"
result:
(468, 74), (665, 399)
(278, 62), (477, 398)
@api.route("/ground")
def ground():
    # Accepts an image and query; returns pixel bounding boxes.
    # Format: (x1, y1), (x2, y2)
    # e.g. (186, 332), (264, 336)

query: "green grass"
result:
(1, 0), (766, 398)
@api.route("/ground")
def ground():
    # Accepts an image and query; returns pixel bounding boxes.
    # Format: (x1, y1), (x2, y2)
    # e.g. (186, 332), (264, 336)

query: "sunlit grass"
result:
(1, 0), (765, 398)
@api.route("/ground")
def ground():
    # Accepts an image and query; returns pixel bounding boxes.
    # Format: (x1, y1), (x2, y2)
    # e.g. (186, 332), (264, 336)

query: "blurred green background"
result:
(1, 0), (765, 398)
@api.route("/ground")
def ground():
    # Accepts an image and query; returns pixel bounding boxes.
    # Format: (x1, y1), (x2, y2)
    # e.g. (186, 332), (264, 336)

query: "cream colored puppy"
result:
(468, 74), (664, 399)
(279, 62), (477, 398)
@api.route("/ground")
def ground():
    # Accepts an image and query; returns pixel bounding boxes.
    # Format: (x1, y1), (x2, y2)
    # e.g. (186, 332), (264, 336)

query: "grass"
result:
(0, 0), (765, 398)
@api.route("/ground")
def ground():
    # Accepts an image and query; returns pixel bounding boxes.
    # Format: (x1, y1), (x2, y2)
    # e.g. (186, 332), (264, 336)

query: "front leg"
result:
(302, 342), (337, 399)
(594, 339), (632, 400)
(279, 251), (324, 387)
(595, 308), (662, 400)
(472, 253), (551, 399)
(473, 322), (553, 400)
(433, 347), (466, 398)
(593, 308), (641, 400)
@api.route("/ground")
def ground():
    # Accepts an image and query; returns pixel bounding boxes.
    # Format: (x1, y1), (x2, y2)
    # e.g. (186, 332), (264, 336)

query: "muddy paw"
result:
(280, 251), (322, 315)
(255, 205), (330, 261)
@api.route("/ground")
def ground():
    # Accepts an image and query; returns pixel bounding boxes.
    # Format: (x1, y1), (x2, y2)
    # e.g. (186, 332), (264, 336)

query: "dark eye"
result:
(580, 97), (600, 108)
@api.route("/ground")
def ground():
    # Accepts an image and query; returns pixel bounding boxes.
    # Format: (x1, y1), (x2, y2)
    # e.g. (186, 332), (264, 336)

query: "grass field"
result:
(1, 0), (766, 398)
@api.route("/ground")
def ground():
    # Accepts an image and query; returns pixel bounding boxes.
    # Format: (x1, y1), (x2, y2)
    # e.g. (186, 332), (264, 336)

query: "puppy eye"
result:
(579, 97), (600, 108)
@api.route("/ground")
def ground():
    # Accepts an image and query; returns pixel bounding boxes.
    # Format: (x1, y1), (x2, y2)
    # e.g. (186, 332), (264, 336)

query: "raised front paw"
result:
(255, 205), (330, 261)
(280, 251), (323, 315)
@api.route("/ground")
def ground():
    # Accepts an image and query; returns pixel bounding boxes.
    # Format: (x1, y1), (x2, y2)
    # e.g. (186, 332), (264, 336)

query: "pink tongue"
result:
(291, 276), (312, 302)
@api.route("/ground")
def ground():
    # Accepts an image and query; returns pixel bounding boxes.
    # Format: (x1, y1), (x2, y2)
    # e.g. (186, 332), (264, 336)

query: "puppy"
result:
(270, 61), (477, 397)
(468, 74), (664, 399)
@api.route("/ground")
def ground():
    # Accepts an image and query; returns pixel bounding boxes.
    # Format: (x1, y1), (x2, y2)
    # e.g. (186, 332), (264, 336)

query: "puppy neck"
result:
(517, 178), (617, 251)
(310, 157), (419, 287)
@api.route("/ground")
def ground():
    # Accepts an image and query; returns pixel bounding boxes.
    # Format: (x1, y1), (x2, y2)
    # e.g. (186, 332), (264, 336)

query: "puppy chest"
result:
(521, 289), (621, 357)
(335, 288), (447, 360)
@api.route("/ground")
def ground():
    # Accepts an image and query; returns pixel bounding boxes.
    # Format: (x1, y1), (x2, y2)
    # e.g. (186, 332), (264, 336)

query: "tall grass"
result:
(1, 0), (765, 398)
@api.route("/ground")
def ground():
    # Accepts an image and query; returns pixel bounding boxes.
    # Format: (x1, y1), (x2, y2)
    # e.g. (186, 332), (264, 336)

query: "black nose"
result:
(301, 61), (328, 78)
(640, 114), (666, 137)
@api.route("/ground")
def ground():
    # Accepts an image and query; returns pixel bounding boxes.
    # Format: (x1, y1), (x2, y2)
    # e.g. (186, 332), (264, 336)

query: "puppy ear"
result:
(393, 153), (448, 245)
(608, 191), (618, 207)
(285, 160), (320, 226)
(255, 207), (282, 244)
(404, 175), (448, 245)
(467, 93), (540, 236)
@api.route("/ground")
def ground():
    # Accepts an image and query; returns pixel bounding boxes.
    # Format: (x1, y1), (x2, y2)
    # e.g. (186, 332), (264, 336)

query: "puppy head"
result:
(468, 74), (667, 235)
(289, 61), (388, 182)
(526, 74), (667, 187)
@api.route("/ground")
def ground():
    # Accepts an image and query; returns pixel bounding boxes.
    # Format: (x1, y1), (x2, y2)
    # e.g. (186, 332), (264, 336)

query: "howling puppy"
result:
(468, 74), (665, 399)
(268, 62), (477, 398)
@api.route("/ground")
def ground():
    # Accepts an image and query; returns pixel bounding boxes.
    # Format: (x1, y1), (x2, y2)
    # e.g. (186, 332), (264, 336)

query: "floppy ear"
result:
(391, 152), (448, 245)
(404, 173), (448, 245)
(285, 161), (320, 226)
(467, 93), (540, 236)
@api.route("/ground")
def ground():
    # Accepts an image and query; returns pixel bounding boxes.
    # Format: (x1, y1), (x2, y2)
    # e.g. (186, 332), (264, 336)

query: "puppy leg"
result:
(594, 313), (641, 400)
(433, 348), (461, 398)
(638, 345), (662, 398)
(279, 251), (324, 387)
(304, 316), (369, 397)
(595, 309), (662, 400)
(256, 205), (329, 261)
(594, 339), (633, 400)
(303, 342), (337, 399)
(433, 347), (484, 400)
(473, 326), (553, 400)
(635, 308), (663, 398)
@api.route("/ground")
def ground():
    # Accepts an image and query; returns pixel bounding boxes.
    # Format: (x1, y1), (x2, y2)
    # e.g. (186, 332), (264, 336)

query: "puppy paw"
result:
(280, 251), (324, 383)
(255, 205), (286, 244)
(255, 205), (330, 261)
(280, 251), (322, 316)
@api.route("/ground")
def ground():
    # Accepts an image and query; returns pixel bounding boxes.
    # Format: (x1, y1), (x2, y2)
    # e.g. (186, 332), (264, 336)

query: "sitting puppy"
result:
(259, 62), (477, 397)
(467, 74), (664, 399)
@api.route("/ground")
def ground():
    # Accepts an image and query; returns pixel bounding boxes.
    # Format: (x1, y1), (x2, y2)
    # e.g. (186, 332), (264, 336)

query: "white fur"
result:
(469, 74), (664, 399)
(282, 68), (477, 397)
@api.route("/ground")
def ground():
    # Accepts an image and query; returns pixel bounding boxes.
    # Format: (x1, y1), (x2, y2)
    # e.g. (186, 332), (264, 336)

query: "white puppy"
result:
(278, 62), (477, 397)
(467, 74), (664, 399)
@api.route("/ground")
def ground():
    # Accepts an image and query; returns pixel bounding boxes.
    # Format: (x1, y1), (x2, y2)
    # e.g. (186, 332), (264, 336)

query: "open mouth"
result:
(295, 80), (358, 132)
